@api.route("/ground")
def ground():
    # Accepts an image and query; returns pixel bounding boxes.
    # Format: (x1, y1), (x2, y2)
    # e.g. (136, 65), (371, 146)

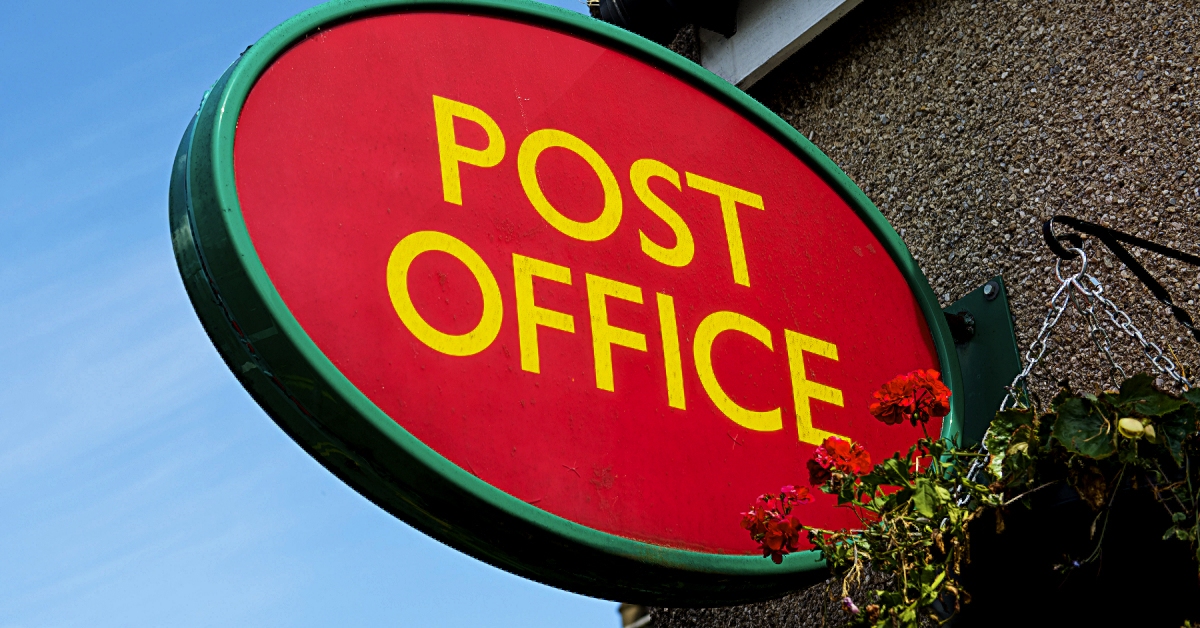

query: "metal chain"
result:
(994, 249), (1089, 412)
(953, 248), (1088, 503)
(1070, 274), (1127, 384)
(1085, 275), (1192, 389)
(955, 245), (1192, 504)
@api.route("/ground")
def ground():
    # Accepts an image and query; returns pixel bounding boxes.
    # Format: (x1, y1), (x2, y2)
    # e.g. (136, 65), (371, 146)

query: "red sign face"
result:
(231, 12), (939, 555)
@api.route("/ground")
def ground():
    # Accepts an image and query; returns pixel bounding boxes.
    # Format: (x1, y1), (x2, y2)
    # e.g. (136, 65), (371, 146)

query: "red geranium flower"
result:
(868, 369), (951, 427)
(806, 458), (833, 486)
(741, 485), (812, 563)
(807, 436), (872, 486)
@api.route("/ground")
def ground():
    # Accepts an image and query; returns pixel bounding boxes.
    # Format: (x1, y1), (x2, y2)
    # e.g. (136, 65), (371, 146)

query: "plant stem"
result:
(1002, 479), (1061, 507)
(1083, 463), (1127, 565)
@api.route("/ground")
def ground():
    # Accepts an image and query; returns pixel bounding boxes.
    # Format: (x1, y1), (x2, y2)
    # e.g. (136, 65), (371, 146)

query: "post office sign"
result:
(169, 0), (962, 604)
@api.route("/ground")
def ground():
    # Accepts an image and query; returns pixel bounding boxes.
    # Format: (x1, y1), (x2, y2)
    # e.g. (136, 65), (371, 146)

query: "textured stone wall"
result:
(652, 0), (1200, 624)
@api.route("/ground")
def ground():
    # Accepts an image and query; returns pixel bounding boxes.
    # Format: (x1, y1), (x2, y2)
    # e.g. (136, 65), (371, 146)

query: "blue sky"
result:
(0, 1), (620, 626)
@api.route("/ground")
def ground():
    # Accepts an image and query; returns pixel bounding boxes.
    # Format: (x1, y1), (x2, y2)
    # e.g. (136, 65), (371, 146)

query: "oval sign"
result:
(170, 0), (961, 604)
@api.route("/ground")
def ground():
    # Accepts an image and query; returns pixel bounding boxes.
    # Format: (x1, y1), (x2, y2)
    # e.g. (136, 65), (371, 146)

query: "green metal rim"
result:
(184, 0), (962, 596)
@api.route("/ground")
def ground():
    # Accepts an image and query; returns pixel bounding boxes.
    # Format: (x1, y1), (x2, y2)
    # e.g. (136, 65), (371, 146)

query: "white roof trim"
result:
(698, 0), (864, 89)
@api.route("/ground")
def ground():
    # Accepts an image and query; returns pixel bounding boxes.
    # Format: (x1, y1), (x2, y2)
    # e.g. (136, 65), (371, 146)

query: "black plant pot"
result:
(953, 483), (1200, 627)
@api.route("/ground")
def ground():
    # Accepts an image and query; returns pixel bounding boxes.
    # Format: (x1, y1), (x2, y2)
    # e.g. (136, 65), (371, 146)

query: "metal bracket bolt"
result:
(983, 280), (1000, 301)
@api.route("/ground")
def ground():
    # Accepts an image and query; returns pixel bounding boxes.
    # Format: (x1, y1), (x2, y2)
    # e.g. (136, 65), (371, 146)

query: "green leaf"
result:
(911, 478), (949, 518)
(1037, 410), (1057, 446)
(1051, 383), (1075, 408)
(1004, 430), (1038, 482)
(871, 487), (912, 513)
(1113, 373), (1188, 417)
(985, 409), (1037, 479)
(1157, 405), (1197, 466)
(1117, 442), (1141, 464)
(1052, 397), (1117, 459)
(1183, 388), (1200, 409)
(862, 454), (914, 489)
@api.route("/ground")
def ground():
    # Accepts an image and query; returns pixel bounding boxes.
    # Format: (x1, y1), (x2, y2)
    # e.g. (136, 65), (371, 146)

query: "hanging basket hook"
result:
(1040, 214), (1200, 347)
(1054, 246), (1088, 284)
(1042, 216), (1085, 261)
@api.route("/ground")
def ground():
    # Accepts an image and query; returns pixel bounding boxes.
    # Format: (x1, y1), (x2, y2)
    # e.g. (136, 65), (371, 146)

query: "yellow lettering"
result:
(631, 159), (694, 267)
(685, 173), (764, 287)
(586, 274), (647, 392)
(386, 231), (503, 356)
(656, 293), (686, 409)
(785, 330), (848, 445)
(433, 95), (506, 206)
(512, 254), (575, 373)
(692, 311), (781, 431)
(518, 129), (622, 241)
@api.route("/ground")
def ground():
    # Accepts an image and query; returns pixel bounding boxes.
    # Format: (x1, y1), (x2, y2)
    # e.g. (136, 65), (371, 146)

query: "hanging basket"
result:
(950, 217), (1200, 625)
(957, 479), (1199, 626)
(736, 217), (1200, 628)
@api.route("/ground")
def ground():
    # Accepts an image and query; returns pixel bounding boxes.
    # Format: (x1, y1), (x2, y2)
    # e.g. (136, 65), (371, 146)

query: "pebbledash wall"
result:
(651, 0), (1200, 624)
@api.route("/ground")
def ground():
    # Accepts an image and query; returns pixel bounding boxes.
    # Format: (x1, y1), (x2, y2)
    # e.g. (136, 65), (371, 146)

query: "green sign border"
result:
(169, 0), (963, 605)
